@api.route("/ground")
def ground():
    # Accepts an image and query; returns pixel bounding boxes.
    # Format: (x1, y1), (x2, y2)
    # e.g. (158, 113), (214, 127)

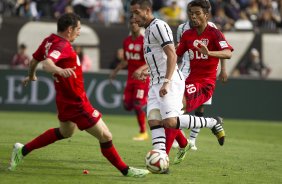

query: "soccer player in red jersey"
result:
(173, 0), (233, 163)
(110, 16), (149, 141)
(177, 0), (233, 114)
(8, 13), (149, 177)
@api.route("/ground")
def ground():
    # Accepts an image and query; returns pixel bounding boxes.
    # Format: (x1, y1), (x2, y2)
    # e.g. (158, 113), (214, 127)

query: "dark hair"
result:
(188, 0), (211, 14)
(57, 13), (80, 32)
(130, 0), (153, 9)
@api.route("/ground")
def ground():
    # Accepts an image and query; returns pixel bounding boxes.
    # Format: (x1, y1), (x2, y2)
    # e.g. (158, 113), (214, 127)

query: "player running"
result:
(109, 16), (149, 141)
(174, 1), (228, 151)
(173, 0), (233, 164)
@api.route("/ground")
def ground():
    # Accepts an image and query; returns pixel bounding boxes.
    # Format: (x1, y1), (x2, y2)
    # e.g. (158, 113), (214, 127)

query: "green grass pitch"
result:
(0, 111), (282, 184)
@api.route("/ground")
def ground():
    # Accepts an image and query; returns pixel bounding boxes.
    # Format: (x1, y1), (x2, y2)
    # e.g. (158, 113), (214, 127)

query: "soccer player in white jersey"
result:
(130, 0), (226, 167)
(175, 14), (228, 151)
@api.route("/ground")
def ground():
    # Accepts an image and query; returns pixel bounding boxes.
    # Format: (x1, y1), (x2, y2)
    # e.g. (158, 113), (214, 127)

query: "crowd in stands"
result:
(0, 0), (281, 31)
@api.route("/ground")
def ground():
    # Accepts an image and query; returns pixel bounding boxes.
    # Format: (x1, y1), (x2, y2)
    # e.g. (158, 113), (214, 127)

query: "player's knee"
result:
(59, 127), (75, 138)
(60, 130), (74, 138)
(148, 109), (161, 121)
(123, 102), (132, 111)
(100, 129), (112, 142)
(162, 118), (177, 129)
(133, 101), (146, 112)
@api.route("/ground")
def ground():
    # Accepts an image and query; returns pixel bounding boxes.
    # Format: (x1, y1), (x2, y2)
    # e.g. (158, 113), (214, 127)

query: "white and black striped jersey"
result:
(144, 18), (181, 85)
(177, 21), (217, 79)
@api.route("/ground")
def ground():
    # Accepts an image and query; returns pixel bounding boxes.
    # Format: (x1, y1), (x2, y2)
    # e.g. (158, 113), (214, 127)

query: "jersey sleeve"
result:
(152, 21), (174, 47)
(46, 42), (66, 63)
(176, 32), (187, 57)
(123, 38), (127, 60)
(213, 29), (234, 52)
(32, 38), (47, 61)
(176, 24), (183, 43)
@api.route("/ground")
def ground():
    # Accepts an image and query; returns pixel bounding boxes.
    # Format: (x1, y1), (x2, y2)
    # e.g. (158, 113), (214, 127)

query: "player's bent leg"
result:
(148, 109), (166, 152)
(133, 102), (148, 141)
(85, 118), (112, 142)
(86, 119), (149, 177)
(59, 121), (77, 138)
(8, 124), (69, 171)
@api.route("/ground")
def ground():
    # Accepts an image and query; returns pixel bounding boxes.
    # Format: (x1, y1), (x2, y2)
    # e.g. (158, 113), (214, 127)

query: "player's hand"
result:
(219, 70), (228, 83)
(194, 41), (209, 55)
(159, 83), (169, 97)
(132, 69), (142, 80)
(22, 75), (37, 87)
(109, 72), (116, 84)
(58, 67), (77, 78)
(133, 70), (149, 81)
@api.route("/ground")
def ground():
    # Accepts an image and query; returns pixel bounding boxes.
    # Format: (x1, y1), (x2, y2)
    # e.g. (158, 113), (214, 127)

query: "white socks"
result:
(151, 127), (166, 152)
(178, 114), (217, 129)
(189, 128), (201, 142)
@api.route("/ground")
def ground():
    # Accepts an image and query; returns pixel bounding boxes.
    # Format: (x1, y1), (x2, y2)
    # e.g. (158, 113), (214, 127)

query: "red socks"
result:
(23, 128), (64, 156)
(136, 110), (146, 133)
(100, 141), (129, 174)
(165, 128), (187, 154)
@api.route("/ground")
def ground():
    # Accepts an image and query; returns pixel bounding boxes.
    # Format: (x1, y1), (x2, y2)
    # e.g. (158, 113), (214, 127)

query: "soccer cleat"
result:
(133, 132), (148, 141)
(189, 139), (198, 151)
(8, 143), (24, 171)
(173, 141), (192, 164)
(126, 167), (150, 177)
(211, 117), (225, 146)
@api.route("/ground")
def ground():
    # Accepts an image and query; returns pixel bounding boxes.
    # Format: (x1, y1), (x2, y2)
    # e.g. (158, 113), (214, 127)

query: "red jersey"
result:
(123, 35), (148, 83)
(33, 34), (88, 119)
(176, 25), (233, 82)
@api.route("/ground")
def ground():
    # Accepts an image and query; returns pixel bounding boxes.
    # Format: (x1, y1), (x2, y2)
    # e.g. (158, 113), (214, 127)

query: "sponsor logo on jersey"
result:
(50, 50), (61, 59)
(188, 49), (208, 60)
(134, 44), (141, 51)
(145, 47), (151, 54)
(125, 51), (141, 60)
(193, 39), (209, 48)
(219, 41), (228, 48)
(129, 43), (134, 50)
(92, 110), (99, 118)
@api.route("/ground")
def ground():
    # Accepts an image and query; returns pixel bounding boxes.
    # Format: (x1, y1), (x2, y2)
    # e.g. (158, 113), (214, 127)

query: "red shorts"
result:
(57, 100), (102, 130)
(184, 80), (215, 112)
(123, 80), (149, 110)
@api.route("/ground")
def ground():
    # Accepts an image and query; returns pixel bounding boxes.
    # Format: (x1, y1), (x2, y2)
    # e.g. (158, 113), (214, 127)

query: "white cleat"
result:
(189, 140), (198, 151)
(8, 143), (24, 171)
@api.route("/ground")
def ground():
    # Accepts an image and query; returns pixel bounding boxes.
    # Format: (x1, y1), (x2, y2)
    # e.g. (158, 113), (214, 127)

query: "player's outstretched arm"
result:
(219, 59), (228, 83)
(132, 64), (148, 80)
(196, 43), (232, 59)
(41, 58), (77, 78)
(109, 59), (128, 82)
(22, 58), (39, 86)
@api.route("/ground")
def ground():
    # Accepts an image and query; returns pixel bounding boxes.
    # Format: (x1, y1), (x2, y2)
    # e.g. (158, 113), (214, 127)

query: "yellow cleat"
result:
(133, 132), (149, 141)
(211, 117), (225, 146)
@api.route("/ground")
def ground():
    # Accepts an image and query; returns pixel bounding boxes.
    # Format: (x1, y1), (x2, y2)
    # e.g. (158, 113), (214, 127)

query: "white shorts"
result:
(147, 78), (185, 120)
(203, 97), (212, 105)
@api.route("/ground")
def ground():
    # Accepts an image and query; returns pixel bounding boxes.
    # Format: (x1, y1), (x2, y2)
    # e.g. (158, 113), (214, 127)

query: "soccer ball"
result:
(145, 149), (169, 174)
